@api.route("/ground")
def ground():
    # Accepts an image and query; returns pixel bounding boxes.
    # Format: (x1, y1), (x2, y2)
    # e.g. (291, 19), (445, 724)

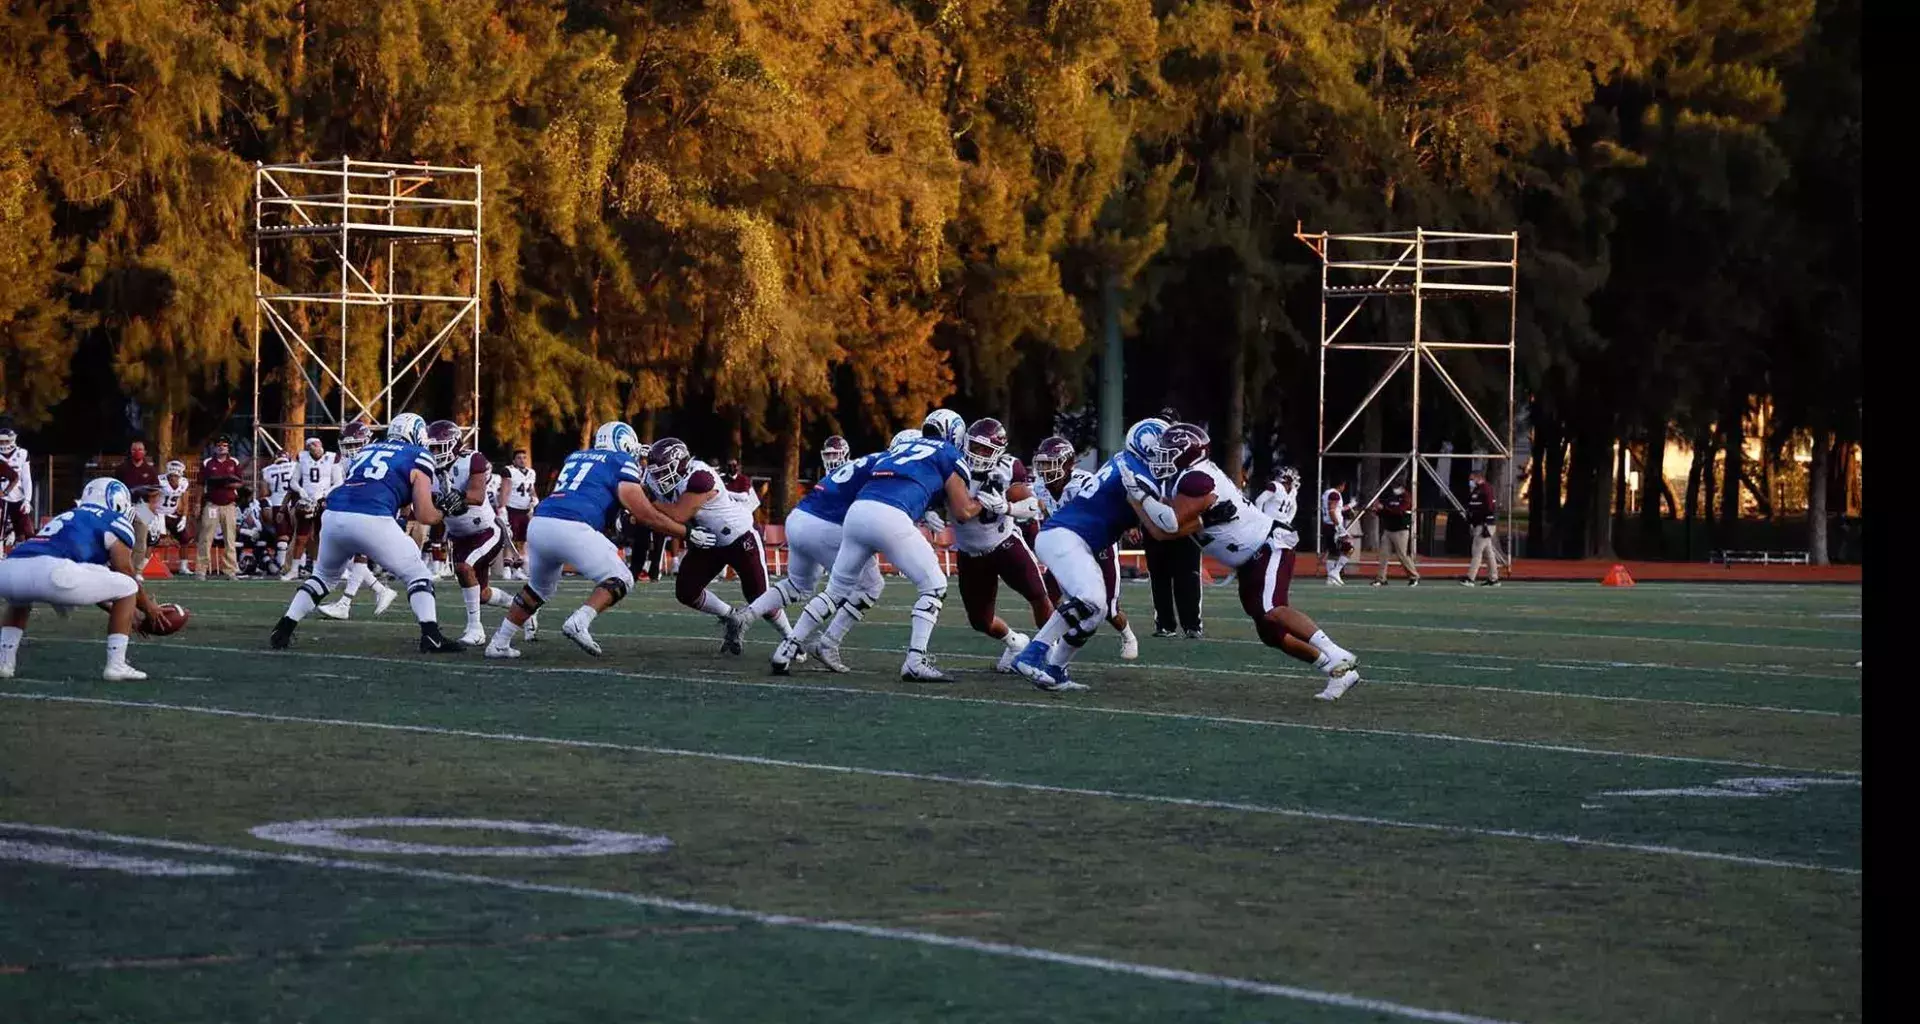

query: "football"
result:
(140, 602), (191, 637)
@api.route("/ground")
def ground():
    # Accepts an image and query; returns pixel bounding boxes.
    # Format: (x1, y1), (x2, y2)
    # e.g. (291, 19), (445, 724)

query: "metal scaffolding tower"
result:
(1294, 226), (1518, 571)
(251, 157), (483, 465)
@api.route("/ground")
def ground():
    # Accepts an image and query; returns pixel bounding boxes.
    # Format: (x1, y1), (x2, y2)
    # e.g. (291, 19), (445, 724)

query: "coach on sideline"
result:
(1371, 482), (1419, 586)
(1462, 468), (1501, 587)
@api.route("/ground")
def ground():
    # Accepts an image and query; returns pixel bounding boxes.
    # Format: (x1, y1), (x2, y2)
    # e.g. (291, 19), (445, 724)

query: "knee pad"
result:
(512, 588), (544, 614)
(773, 577), (806, 605)
(911, 592), (944, 621)
(299, 577), (330, 602)
(407, 578), (434, 598)
(1058, 594), (1102, 631)
(598, 577), (630, 605)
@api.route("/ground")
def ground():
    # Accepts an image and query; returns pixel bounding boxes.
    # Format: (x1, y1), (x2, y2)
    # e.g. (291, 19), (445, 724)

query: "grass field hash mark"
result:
(0, 822), (1528, 1024)
(24, 637), (1859, 773)
(0, 692), (1861, 875)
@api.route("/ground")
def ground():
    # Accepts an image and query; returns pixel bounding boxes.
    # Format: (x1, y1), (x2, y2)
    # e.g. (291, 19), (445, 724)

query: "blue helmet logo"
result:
(78, 477), (132, 515)
(1124, 418), (1169, 462)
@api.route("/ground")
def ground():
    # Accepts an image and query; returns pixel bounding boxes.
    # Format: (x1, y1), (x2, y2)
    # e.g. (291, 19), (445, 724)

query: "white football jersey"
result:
(263, 459), (297, 506)
(297, 450), (338, 501)
(951, 456), (1024, 556)
(1321, 487), (1344, 526)
(157, 475), (190, 518)
(504, 465), (539, 510)
(438, 452), (498, 538)
(1, 447), (30, 504)
(1178, 459), (1281, 569)
(654, 458), (755, 543)
(1255, 481), (1298, 527)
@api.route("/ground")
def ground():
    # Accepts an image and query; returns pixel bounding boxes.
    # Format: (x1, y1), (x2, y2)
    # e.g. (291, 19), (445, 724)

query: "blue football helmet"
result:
(921, 409), (966, 447)
(387, 412), (428, 446)
(891, 429), (924, 448)
(1124, 417), (1170, 464)
(593, 421), (643, 457)
(79, 477), (132, 515)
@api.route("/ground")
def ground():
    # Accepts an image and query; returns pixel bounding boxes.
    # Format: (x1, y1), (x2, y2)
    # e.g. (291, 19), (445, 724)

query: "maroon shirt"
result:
(202, 456), (243, 506)
(117, 457), (160, 498)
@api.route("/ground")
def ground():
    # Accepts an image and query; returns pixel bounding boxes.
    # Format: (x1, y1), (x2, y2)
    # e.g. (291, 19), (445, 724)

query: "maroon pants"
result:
(451, 525), (503, 576)
(507, 508), (531, 544)
(958, 534), (1051, 632)
(2, 500), (33, 542)
(1236, 543), (1298, 648)
(676, 531), (769, 606)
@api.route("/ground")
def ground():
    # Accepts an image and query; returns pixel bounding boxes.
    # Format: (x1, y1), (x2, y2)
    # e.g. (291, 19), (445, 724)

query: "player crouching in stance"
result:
(643, 438), (773, 655)
(269, 413), (463, 653)
(0, 479), (183, 681)
(1134, 424), (1362, 700)
(484, 422), (697, 659)
(1013, 419), (1168, 693)
(775, 411), (990, 681)
(951, 418), (1053, 673)
(429, 423), (517, 645)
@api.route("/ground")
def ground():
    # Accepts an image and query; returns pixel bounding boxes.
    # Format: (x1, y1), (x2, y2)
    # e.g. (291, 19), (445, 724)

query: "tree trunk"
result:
(1719, 396), (1744, 534)
(1682, 428), (1710, 560)
(1640, 421), (1669, 556)
(1808, 430), (1831, 565)
(1611, 440), (1628, 555)
(1527, 413), (1558, 554)
(772, 404), (801, 521)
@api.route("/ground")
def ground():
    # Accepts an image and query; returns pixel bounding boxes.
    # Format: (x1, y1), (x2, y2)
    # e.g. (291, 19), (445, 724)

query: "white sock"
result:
(1045, 636), (1083, 668)
(491, 619), (519, 647)
(1, 625), (22, 664)
(1003, 630), (1028, 650)
(1033, 613), (1069, 646)
(408, 590), (437, 623)
(106, 633), (129, 667)
(824, 599), (866, 643)
(485, 589), (514, 607)
(789, 592), (837, 644)
(462, 586), (482, 623)
(768, 608), (794, 638)
(287, 590), (317, 620)
(571, 605), (599, 625)
(343, 564), (368, 597)
(748, 586), (787, 618)
(694, 590), (731, 618)
(1118, 624), (1136, 643)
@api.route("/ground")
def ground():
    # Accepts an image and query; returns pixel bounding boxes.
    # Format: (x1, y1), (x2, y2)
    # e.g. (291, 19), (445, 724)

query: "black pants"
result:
(625, 523), (668, 580)
(1143, 535), (1203, 633)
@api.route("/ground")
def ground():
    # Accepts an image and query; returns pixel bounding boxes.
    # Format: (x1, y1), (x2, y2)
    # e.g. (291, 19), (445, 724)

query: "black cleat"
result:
(269, 617), (296, 650)
(419, 625), (467, 653)
(1183, 627), (1205, 639)
(1408, 577), (1421, 587)
(1152, 627), (1178, 638)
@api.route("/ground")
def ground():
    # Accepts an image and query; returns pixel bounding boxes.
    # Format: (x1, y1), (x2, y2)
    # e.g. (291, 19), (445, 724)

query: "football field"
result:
(0, 576), (1861, 1023)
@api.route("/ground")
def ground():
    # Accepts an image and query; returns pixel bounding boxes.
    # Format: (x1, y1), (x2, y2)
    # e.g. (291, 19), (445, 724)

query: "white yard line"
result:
(0, 692), (1861, 876)
(17, 639), (1860, 772)
(0, 821), (1527, 1024)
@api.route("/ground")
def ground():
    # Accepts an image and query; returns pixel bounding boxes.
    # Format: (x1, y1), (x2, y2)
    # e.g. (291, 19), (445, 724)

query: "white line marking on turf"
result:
(23, 640), (1860, 772)
(0, 822), (1523, 1024)
(252, 818), (674, 857)
(0, 838), (241, 876)
(0, 692), (1861, 875)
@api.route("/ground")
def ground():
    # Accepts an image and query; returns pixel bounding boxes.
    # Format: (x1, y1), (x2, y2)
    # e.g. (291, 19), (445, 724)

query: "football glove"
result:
(687, 525), (719, 548)
(976, 489), (1009, 516)
(922, 511), (947, 533)
(1118, 461), (1157, 503)
(434, 490), (468, 516)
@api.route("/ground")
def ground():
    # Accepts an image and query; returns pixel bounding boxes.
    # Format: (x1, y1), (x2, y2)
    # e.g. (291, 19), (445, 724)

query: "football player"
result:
(262, 450), (297, 574)
(1025, 435), (1138, 660)
(642, 438), (768, 655)
(149, 461), (195, 568)
(820, 435), (851, 473)
(0, 427), (35, 553)
(484, 422), (696, 659)
(0, 478), (175, 680)
(285, 437), (335, 579)
(1011, 418), (1171, 692)
(1131, 424), (1362, 700)
(1321, 478), (1353, 585)
(428, 422), (516, 645)
(774, 412), (990, 681)
(501, 450), (539, 580)
(733, 430), (916, 669)
(269, 413), (462, 652)
(313, 422), (400, 619)
(950, 418), (1053, 672)
(1253, 466), (1301, 527)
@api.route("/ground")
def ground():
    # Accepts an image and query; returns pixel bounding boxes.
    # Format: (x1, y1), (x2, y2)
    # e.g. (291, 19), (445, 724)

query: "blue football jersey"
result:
(795, 451), (883, 525)
(535, 449), (644, 530)
(324, 441), (436, 516)
(857, 440), (965, 518)
(6, 506), (135, 566)
(1041, 450), (1159, 551)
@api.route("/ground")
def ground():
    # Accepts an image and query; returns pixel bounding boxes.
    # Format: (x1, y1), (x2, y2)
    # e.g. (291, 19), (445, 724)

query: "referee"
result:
(1143, 407), (1203, 638)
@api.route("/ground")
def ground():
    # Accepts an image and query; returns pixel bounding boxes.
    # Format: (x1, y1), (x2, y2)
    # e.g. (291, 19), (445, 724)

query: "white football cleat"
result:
(484, 642), (522, 660)
(1315, 670), (1360, 701)
(0, 662), (15, 680)
(995, 632), (1030, 674)
(1118, 629), (1139, 661)
(103, 662), (148, 682)
(805, 640), (850, 673)
(900, 654), (953, 682)
(279, 567), (301, 582)
(459, 626), (487, 646)
(562, 610), (602, 656)
(315, 598), (350, 620)
(720, 607), (749, 655)
(770, 637), (800, 675)
(372, 584), (397, 617)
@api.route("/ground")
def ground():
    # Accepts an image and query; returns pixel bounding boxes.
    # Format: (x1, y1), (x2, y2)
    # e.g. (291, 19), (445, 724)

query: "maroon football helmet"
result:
(1149, 422), (1210, 480)
(964, 417), (1008, 473)
(646, 437), (693, 494)
(1032, 436), (1075, 485)
(425, 419), (462, 468)
(821, 435), (851, 472)
(338, 421), (373, 458)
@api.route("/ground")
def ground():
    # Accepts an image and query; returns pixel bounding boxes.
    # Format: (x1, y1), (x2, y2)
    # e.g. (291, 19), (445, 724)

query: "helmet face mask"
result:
(425, 420), (462, 469)
(963, 418), (1008, 474)
(0, 429), (17, 455)
(165, 460), (186, 478)
(339, 422), (372, 458)
(1032, 436), (1075, 485)
(821, 435), (851, 472)
(1149, 423), (1210, 480)
(645, 438), (692, 494)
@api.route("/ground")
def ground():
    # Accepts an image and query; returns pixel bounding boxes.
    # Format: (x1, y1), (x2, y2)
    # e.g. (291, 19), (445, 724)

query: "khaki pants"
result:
(130, 517), (151, 572)
(198, 503), (239, 576)
(1377, 529), (1418, 581)
(1468, 525), (1500, 582)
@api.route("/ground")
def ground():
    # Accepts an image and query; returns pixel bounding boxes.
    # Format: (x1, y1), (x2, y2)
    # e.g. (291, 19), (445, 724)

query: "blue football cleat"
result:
(1013, 640), (1056, 687)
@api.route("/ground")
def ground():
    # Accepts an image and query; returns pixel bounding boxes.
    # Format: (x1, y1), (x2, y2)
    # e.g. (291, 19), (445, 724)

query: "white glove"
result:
(976, 489), (1008, 516)
(1008, 496), (1040, 522)
(922, 510), (947, 533)
(687, 525), (719, 548)
(1118, 460), (1156, 503)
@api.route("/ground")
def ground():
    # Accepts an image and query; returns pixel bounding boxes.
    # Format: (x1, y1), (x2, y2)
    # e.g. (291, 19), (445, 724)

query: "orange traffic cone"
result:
(1600, 564), (1635, 587)
(141, 552), (173, 580)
